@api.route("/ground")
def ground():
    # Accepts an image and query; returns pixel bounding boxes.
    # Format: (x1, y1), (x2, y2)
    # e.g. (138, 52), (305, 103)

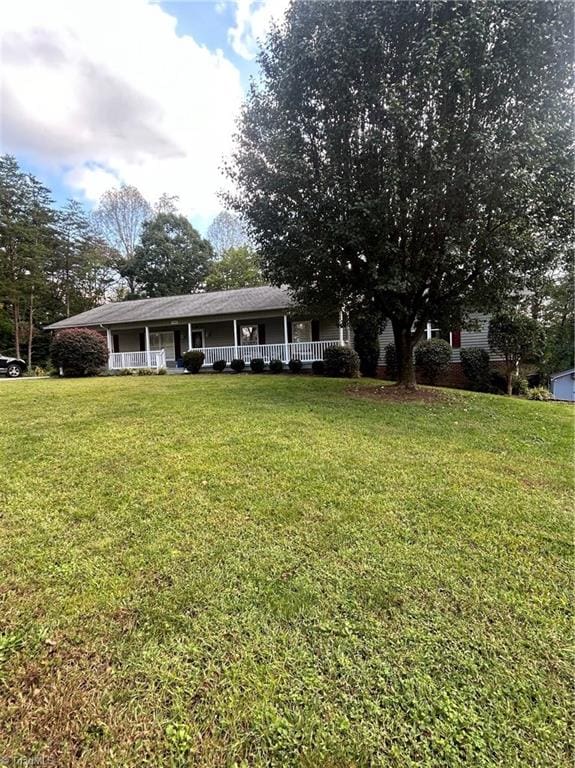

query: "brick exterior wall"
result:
(376, 361), (507, 390)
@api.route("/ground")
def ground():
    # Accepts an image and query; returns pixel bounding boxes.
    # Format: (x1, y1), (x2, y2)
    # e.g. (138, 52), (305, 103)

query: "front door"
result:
(191, 330), (204, 348)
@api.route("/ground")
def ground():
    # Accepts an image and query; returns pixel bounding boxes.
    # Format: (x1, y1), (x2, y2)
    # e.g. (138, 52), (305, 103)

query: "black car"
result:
(0, 354), (26, 378)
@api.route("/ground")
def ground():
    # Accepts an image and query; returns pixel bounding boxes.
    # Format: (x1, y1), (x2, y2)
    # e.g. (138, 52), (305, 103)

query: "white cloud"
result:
(0, 0), (244, 223)
(228, 0), (290, 60)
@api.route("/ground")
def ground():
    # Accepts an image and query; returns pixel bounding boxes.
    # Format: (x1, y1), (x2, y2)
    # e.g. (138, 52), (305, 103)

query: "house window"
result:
(292, 321), (312, 343)
(423, 322), (452, 345)
(240, 325), (259, 345)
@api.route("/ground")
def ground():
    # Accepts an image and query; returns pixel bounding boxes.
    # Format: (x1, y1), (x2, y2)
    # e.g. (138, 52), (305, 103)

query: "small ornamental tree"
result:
(50, 328), (108, 376)
(414, 339), (452, 384)
(488, 313), (545, 396)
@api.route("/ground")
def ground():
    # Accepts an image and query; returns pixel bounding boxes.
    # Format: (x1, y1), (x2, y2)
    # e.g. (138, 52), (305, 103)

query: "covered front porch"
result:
(105, 313), (350, 370)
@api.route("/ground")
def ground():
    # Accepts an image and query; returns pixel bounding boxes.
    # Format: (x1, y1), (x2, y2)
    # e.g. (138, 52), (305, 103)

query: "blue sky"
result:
(1, 0), (287, 234)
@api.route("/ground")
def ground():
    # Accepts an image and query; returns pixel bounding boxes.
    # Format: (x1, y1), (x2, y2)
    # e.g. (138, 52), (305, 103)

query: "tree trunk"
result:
(14, 300), (21, 359)
(392, 320), (417, 389)
(506, 370), (513, 396)
(27, 286), (34, 371)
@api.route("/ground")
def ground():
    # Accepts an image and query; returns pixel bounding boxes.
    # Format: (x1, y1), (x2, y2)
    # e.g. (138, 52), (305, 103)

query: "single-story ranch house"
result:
(45, 285), (495, 382)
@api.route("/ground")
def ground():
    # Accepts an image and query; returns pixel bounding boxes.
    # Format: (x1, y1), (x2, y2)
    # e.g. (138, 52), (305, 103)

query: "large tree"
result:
(226, 1), (572, 387)
(207, 211), (249, 256)
(206, 246), (264, 291)
(93, 184), (152, 295)
(132, 213), (214, 297)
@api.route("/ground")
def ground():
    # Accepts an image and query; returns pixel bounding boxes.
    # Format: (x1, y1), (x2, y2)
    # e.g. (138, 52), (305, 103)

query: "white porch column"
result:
(187, 322), (192, 351)
(338, 310), (345, 346)
(145, 325), (151, 367)
(233, 318), (239, 359)
(283, 315), (289, 362)
(106, 328), (113, 368)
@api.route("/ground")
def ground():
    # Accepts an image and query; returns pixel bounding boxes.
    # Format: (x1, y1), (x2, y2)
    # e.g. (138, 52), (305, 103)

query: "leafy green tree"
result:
(488, 312), (545, 395)
(206, 246), (264, 291)
(352, 314), (381, 378)
(226, 1), (572, 387)
(132, 213), (214, 297)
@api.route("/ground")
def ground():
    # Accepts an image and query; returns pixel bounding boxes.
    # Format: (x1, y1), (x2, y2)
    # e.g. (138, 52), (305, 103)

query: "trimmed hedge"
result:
(230, 358), (245, 372)
(183, 350), (205, 373)
(460, 347), (490, 391)
(323, 346), (360, 378)
(288, 358), (303, 374)
(269, 359), (284, 374)
(414, 339), (451, 384)
(212, 359), (227, 372)
(250, 358), (265, 373)
(50, 328), (108, 377)
(311, 360), (325, 376)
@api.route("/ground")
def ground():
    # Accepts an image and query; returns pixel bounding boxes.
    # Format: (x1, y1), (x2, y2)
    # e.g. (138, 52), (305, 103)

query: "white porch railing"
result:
(198, 340), (343, 366)
(108, 349), (166, 370)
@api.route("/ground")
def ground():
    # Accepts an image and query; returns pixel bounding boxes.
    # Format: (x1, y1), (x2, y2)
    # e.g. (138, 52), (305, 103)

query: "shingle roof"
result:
(45, 286), (294, 330)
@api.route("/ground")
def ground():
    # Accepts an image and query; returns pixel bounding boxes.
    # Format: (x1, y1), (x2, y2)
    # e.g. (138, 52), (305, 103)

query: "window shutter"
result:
(113, 334), (120, 353)
(451, 330), (461, 349)
(287, 320), (292, 343)
(174, 330), (181, 360)
(311, 319), (320, 342)
(258, 324), (266, 345)
(139, 332), (146, 351)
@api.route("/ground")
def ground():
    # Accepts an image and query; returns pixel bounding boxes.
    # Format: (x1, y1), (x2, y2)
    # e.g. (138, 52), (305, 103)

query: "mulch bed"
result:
(347, 383), (454, 404)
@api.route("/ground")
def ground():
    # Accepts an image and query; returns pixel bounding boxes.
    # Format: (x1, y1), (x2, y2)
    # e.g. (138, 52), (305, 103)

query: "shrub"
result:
(250, 358), (265, 373)
(137, 367), (154, 376)
(50, 328), (108, 377)
(311, 360), (325, 376)
(118, 368), (137, 376)
(213, 359), (227, 372)
(511, 374), (529, 396)
(324, 346), (360, 378)
(269, 358), (284, 373)
(156, 367), (168, 375)
(182, 350), (205, 373)
(384, 344), (398, 380)
(288, 358), (303, 374)
(230, 358), (245, 373)
(414, 338), (451, 384)
(527, 385), (553, 401)
(489, 370), (507, 395)
(460, 347), (490, 391)
(352, 317), (381, 377)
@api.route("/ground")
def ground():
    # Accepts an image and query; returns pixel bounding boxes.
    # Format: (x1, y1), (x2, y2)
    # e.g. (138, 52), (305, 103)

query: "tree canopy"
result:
(132, 213), (214, 297)
(206, 246), (264, 292)
(226, 0), (573, 386)
(207, 211), (249, 256)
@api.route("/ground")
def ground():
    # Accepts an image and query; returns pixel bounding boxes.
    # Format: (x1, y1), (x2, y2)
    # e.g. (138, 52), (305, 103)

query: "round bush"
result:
(50, 328), (108, 377)
(288, 358), (303, 374)
(527, 386), (553, 401)
(311, 360), (325, 376)
(183, 350), (205, 373)
(269, 358), (284, 373)
(460, 347), (490, 391)
(323, 346), (360, 378)
(414, 338), (451, 384)
(212, 359), (227, 372)
(250, 358), (265, 373)
(384, 344), (397, 380)
(230, 358), (245, 373)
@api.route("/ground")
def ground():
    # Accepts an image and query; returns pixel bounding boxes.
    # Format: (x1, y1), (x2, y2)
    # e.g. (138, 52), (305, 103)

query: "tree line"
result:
(0, 156), (263, 367)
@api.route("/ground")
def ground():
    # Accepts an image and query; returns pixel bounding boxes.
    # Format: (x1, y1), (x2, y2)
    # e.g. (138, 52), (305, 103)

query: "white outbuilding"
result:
(549, 368), (575, 402)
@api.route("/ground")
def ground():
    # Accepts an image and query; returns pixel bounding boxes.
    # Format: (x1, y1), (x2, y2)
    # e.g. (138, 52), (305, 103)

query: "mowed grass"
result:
(0, 375), (572, 767)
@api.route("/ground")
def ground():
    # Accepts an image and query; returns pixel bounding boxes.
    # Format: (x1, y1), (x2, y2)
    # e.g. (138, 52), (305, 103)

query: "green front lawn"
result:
(0, 375), (572, 766)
